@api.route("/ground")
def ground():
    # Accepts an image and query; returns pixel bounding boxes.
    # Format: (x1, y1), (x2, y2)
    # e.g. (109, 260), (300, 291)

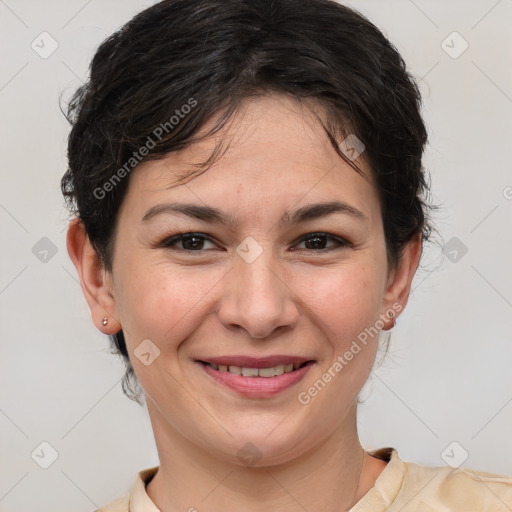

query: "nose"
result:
(217, 246), (300, 339)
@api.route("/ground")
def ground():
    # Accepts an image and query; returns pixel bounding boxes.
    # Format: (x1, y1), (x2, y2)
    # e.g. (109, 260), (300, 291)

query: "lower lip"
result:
(198, 362), (315, 398)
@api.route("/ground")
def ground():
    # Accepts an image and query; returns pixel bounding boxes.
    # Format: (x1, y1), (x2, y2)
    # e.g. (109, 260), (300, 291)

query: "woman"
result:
(62, 0), (512, 510)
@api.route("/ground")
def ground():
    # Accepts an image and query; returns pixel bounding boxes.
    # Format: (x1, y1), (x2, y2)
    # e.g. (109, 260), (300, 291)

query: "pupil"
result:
(183, 236), (202, 250)
(306, 235), (326, 250)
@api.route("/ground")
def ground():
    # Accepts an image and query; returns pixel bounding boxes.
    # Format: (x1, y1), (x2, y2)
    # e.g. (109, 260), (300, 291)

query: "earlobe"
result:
(66, 218), (121, 334)
(381, 309), (397, 331)
(382, 233), (422, 330)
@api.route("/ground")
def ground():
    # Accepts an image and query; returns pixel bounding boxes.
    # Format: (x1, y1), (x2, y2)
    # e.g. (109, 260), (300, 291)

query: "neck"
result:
(145, 400), (385, 512)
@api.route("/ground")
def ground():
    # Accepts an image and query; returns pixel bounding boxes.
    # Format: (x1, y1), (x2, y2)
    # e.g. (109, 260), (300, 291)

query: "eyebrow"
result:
(141, 200), (368, 226)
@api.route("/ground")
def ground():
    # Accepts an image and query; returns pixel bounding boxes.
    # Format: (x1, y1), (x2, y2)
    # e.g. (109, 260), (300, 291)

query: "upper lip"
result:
(197, 355), (314, 368)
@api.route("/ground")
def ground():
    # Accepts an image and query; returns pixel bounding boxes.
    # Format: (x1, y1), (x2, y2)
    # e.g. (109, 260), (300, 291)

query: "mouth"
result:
(195, 356), (315, 398)
(198, 360), (311, 377)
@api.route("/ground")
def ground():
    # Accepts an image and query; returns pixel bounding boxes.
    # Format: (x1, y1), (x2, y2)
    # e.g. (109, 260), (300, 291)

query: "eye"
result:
(160, 232), (217, 251)
(158, 231), (351, 253)
(293, 232), (350, 252)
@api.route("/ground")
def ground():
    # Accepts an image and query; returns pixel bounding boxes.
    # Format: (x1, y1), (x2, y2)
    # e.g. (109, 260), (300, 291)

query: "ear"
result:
(66, 218), (121, 334)
(381, 233), (422, 330)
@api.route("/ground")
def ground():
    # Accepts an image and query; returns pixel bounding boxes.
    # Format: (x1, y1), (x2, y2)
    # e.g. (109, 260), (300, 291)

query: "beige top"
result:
(96, 447), (512, 511)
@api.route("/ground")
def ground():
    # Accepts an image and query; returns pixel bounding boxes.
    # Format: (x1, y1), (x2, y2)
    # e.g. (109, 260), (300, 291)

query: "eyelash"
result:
(158, 231), (351, 253)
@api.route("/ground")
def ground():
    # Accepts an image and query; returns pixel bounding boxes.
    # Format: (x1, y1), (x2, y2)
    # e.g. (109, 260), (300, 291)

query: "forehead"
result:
(122, 94), (381, 226)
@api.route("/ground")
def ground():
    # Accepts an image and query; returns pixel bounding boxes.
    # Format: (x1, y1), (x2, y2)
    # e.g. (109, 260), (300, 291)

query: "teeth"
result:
(207, 362), (305, 377)
(241, 367), (259, 377)
(258, 366), (276, 377)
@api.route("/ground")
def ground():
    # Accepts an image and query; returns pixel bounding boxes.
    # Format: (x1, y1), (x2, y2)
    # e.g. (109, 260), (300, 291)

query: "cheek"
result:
(117, 263), (197, 340)
(305, 263), (384, 339)
(115, 253), (385, 347)
(113, 264), (201, 396)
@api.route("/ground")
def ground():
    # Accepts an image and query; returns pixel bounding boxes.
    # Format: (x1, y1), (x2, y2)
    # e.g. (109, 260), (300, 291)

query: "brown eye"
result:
(161, 233), (216, 251)
(294, 232), (350, 252)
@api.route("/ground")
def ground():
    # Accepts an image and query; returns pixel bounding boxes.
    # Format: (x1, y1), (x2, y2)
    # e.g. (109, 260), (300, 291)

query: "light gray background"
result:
(1, 0), (511, 510)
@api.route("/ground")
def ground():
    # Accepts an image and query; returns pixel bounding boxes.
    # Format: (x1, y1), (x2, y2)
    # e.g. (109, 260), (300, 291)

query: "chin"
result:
(208, 419), (314, 467)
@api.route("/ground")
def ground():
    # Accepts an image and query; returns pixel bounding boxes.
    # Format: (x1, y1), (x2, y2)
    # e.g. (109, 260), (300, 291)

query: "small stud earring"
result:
(102, 317), (108, 326)
(388, 311), (396, 328)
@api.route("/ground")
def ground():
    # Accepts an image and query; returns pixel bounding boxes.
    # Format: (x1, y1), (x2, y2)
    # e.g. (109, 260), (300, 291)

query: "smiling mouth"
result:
(198, 360), (312, 378)
(196, 357), (316, 397)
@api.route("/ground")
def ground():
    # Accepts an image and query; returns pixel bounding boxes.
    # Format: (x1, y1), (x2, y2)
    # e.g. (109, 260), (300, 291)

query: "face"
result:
(95, 93), (414, 465)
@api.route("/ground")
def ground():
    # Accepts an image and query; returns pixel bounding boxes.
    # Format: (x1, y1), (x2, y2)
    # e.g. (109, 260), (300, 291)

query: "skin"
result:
(67, 93), (421, 511)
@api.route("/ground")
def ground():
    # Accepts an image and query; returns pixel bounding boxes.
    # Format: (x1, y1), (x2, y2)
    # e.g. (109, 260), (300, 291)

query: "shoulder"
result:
(92, 496), (129, 512)
(93, 466), (159, 511)
(400, 456), (512, 511)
